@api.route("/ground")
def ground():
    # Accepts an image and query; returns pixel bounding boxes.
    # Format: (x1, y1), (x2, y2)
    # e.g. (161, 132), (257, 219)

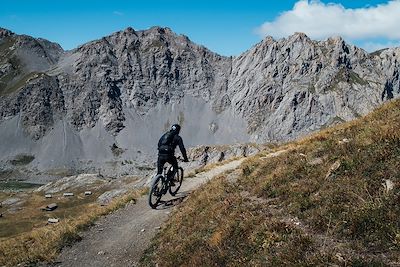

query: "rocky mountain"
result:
(0, 26), (399, 178)
(229, 33), (400, 140)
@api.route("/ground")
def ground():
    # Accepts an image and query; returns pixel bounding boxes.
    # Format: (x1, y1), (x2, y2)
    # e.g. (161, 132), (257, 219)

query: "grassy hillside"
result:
(141, 99), (400, 266)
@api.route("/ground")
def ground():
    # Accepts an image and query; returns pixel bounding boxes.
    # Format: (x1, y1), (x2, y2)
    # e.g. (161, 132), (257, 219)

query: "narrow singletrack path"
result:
(53, 158), (246, 267)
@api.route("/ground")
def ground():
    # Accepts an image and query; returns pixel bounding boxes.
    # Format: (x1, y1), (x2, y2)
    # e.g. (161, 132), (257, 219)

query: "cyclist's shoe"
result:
(169, 175), (177, 186)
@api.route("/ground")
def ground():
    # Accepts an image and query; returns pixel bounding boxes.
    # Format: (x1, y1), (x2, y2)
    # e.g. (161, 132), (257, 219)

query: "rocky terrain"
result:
(0, 26), (399, 179)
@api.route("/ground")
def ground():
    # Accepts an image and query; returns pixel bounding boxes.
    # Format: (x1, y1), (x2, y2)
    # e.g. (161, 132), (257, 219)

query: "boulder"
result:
(43, 203), (58, 211)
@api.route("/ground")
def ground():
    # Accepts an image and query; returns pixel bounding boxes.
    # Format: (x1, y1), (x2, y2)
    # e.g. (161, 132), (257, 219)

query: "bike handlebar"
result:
(176, 156), (190, 162)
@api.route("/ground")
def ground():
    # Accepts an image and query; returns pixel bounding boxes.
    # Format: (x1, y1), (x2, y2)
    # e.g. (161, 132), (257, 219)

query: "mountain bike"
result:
(148, 164), (184, 209)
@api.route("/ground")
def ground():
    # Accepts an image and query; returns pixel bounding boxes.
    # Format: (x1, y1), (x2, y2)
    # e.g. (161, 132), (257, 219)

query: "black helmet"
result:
(171, 124), (181, 134)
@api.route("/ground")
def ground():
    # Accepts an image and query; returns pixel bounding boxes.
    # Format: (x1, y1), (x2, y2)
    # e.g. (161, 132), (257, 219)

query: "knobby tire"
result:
(148, 175), (163, 209)
(169, 167), (183, 196)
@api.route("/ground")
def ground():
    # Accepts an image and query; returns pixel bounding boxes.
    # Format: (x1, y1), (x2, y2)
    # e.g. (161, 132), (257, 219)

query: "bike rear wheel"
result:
(149, 175), (163, 209)
(169, 167), (184, 196)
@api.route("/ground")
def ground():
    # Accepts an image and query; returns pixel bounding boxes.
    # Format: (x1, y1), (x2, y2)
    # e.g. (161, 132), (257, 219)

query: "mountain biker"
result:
(157, 124), (189, 180)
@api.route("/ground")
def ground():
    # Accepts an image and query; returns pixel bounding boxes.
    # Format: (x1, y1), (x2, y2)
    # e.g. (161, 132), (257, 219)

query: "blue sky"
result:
(0, 0), (398, 56)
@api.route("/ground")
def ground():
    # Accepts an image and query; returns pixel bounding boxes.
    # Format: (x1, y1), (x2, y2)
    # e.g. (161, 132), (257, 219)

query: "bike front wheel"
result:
(169, 167), (184, 196)
(149, 175), (163, 209)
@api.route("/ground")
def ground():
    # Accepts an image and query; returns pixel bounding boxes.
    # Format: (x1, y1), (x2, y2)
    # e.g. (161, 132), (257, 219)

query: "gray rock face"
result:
(1, 27), (400, 176)
(228, 34), (400, 141)
(52, 26), (230, 135)
(0, 74), (65, 139)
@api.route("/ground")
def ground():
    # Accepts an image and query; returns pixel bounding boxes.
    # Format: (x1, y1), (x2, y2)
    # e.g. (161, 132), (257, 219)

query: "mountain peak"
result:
(147, 26), (173, 35)
(326, 35), (346, 45)
(288, 32), (311, 42)
(262, 35), (275, 44)
(0, 27), (14, 39)
(123, 27), (136, 34)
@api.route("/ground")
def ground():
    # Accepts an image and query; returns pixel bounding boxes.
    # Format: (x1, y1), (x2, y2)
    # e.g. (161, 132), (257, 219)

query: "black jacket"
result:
(158, 131), (188, 161)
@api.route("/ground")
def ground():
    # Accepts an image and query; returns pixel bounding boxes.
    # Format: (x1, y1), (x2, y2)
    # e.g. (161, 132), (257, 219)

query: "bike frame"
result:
(149, 162), (184, 209)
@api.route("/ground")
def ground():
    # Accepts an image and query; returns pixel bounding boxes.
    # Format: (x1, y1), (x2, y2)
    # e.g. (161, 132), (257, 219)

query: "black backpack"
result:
(158, 131), (175, 154)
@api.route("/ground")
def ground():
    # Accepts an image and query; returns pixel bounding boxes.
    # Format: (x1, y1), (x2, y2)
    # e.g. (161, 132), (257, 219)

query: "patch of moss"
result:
(0, 37), (16, 58)
(0, 181), (40, 191)
(370, 48), (388, 57)
(308, 83), (316, 94)
(348, 71), (369, 86)
(0, 70), (42, 97)
(325, 69), (368, 92)
(9, 154), (35, 166)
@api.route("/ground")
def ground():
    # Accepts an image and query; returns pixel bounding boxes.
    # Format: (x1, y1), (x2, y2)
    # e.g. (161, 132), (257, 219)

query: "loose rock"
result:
(383, 179), (394, 193)
(43, 203), (58, 211)
(325, 161), (341, 179)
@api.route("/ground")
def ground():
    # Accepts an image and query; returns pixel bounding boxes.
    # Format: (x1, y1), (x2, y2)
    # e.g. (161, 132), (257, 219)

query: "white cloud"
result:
(256, 0), (400, 40)
(113, 11), (124, 16)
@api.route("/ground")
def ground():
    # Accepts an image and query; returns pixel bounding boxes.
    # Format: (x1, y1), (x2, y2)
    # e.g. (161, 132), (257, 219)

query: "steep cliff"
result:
(0, 27), (399, 176)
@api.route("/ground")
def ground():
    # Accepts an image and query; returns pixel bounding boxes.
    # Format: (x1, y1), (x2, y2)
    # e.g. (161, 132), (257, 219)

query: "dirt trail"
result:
(52, 158), (246, 267)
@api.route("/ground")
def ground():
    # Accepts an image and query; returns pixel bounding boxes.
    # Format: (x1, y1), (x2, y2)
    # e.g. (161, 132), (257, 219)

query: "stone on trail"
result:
(44, 203), (58, 211)
(48, 218), (59, 223)
(63, 192), (74, 197)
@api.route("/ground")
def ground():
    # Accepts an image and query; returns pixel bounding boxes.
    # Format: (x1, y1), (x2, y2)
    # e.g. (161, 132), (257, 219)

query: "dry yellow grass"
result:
(186, 143), (275, 178)
(186, 156), (241, 178)
(0, 190), (103, 239)
(141, 99), (400, 266)
(0, 188), (146, 266)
